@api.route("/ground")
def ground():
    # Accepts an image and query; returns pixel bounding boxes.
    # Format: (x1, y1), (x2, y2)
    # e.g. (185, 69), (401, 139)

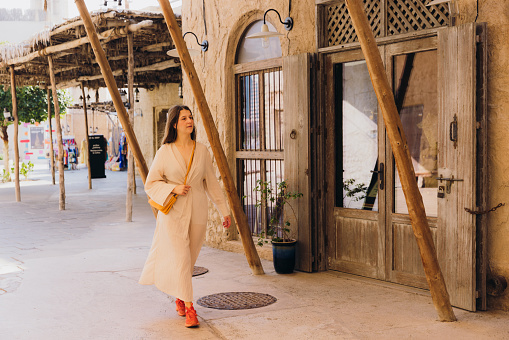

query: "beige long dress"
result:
(139, 141), (229, 301)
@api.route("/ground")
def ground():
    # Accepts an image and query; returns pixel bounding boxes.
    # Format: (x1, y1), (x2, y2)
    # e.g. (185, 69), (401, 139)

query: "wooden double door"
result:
(324, 23), (487, 311)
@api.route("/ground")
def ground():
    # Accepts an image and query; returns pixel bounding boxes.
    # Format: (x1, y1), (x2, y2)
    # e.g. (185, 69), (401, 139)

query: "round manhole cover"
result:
(197, 292), (277, 310)
(193, 266), (208, 277)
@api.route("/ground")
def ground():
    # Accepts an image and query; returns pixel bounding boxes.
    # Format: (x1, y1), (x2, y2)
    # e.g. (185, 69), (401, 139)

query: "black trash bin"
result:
(89, 135), (107, 179)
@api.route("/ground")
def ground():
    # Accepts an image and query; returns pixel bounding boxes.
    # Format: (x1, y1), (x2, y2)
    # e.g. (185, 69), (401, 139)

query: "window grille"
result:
(325, 0), (450, 47)
(236, 67), (284, 236)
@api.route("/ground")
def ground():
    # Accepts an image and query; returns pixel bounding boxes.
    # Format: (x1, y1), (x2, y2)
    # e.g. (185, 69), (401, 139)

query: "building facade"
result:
(179, 0), (509, 311)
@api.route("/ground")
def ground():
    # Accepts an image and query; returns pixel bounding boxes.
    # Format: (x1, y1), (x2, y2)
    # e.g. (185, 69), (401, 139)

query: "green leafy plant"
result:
(1, 168), (10, 182)
(19, 161), (34, 180)
(253, 180), (303, 246)
(343, 178), (368, 204)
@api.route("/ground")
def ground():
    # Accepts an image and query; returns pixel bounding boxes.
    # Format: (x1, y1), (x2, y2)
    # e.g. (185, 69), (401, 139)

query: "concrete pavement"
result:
(1, 163), (509, 339)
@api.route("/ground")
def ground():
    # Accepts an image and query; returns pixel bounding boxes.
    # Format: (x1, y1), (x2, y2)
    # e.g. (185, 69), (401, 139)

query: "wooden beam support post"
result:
(74, 0), (157, 218)
(48, 56), (66, 210)
(10, 67), (20, 202)
(81, 83), (92, 189)
(157, 0), (264, 275)
(47, 88), (55, 185)
(344, 0), (456, 322)
(126, 31), (135, 222)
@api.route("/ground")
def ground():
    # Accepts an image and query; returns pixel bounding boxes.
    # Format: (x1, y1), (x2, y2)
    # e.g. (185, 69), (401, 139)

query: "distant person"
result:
(139, 105), (231, 328)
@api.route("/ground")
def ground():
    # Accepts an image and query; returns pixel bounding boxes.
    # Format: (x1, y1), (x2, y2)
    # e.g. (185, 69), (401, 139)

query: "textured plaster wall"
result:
(134, 83), (182, 169)
(181, 0), (315, 248)
(456, 0), (509, 310)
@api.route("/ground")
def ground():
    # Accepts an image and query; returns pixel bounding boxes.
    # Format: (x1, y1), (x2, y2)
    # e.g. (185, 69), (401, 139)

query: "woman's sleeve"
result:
(203, 149), (230, 217)
(145, 146), (178, 206)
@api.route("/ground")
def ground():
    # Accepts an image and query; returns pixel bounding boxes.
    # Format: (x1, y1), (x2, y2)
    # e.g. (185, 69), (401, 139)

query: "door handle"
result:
(450, 114), (458, 148)
(370, 162), (384, 190)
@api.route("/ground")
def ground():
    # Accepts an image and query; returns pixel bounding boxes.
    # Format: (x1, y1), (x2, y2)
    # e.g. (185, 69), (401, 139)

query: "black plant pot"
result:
(272, 240), (297, 274)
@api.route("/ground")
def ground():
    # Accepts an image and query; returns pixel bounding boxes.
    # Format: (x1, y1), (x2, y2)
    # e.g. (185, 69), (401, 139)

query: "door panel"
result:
(437, 23), (477, 311)
(283, 53), (312, 272)
(325, 25), (482, 312)
(326, 50), (386, 280)
(385, 40), (439, 288)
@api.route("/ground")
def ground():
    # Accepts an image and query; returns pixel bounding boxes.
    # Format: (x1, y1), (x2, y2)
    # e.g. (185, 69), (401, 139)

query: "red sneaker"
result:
(185, 304), (200, 328)
(175, 298), (185, 317)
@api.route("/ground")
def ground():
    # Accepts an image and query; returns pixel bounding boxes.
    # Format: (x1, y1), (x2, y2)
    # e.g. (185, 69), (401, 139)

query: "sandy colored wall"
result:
(454, 0), (509, 310)
(134, 83), (183, 169)
(182, 0), (316, 247)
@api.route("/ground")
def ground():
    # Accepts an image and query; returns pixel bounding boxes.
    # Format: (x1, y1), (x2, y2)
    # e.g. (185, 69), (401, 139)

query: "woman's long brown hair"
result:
(160, 105), (196, 145)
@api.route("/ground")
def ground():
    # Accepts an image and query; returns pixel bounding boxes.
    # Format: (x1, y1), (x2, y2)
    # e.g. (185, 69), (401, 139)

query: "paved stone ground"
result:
(1, 163), (509, 339)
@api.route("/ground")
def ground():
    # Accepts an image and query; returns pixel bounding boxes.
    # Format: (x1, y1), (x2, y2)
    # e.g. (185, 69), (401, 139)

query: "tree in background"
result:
(0, 85), (71, 180)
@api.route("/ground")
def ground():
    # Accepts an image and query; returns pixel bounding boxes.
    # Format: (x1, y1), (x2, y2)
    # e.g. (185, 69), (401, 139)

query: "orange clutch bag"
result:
(148, 194), (177, 214)
(148, 142), (195, 215)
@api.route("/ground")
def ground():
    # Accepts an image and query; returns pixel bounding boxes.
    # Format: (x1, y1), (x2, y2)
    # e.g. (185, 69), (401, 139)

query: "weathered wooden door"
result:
(384, 37), (440, 291)
(435, 23), (484, 311)
(325, 23), (485, 311)
(385, 24), (484, 311)
(283, 53), (313, 272)
(325, 48), (387, 280)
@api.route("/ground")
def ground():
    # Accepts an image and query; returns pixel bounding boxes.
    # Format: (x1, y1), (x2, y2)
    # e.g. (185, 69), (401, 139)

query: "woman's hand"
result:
(172, 184), (191, 196)
(223, 216), (231, 229)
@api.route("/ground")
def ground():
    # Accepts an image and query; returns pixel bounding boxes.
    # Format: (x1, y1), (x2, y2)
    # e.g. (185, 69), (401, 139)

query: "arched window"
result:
(236, 21), (282, 63)
(234, 20), (284, 237)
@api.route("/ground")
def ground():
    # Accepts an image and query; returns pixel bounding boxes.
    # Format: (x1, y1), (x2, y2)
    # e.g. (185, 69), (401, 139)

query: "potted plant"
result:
(254, 179), (303, 274)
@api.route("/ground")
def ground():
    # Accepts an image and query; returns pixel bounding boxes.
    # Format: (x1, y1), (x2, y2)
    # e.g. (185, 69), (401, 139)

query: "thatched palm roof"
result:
(0, 9), (182, 89)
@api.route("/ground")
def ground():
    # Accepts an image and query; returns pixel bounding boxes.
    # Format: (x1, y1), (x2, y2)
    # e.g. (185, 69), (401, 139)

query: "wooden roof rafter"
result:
(0, 9), (182, 90)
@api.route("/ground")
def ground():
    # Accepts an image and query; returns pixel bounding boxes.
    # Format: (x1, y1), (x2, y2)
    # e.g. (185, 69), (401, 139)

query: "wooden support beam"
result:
(92, 55), (128, 64)
(48, 56), (66, 210)
(157, 0), (265, 275)
(344, 0), (456, 322)
(126, 32), (134, 222)
(54, 65), (81, 74)
(81, 83), (92, 190)
(61, 60), (180, 83)
(74, 0), (158, 219)
(141, 42), (172, 52)
(133, 60), (180, 72)
(47, 88), (55, 185)
(10, 67), (20, 202)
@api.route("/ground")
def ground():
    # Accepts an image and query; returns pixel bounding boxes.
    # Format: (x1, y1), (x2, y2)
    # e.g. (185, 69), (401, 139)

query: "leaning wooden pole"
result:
(80, 83), (92, 189)
(10, 67), (20, 202)
(157, 0), (264, 275)
(126, 31), (134, 222)
(74, 0), (157, 218)
(345, 0), (456, 322)
(48, 56), (66, 210)
(47, 88), (56, 185)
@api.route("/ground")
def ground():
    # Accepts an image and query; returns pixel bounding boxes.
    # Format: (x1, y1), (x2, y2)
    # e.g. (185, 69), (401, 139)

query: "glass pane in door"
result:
(239, 73), (260, 150)
(338, 61), (379, 210)
(393, 50), (438, 216)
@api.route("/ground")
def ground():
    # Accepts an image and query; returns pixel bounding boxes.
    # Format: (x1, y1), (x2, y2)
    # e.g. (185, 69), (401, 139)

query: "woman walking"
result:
(139, 105), (231, 328)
